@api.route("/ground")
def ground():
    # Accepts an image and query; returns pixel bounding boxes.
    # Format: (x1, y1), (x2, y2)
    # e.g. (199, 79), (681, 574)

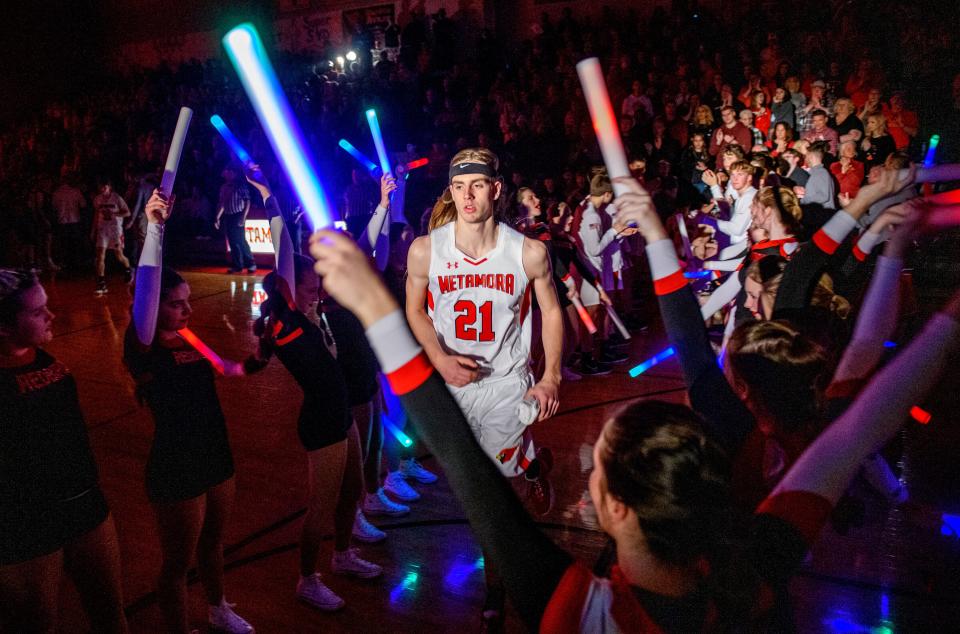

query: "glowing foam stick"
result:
(210, 114), (263, 181)
(910, 406), (931, 425)
(629, 347), (675, 378)
(605, 302), (631, 340)
(338, 138), (378, 174)
(178, 328), (225, 375)
(925, 205), (960, 228)
(159, 107), (193, 198)
(223, 23), (333, 230)
(405, 157), (429, 171)
(923, 134), (940, 168)
(684, 271), (712, 279)
(383, 416), (413, 447)
(365, 109), (392, 176)
(576, 58), (630, 197)
(675, 213), (694, 262)
(571, 296), (597, 334)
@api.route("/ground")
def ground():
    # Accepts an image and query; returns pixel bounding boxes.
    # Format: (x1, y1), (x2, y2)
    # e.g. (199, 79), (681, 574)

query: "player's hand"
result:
(145, 190), (173, 225)
(525, 380), (559, 421)
(308, 229), (398, 327)
(435, 353), (480, 387)
(379, 173), (398, 208)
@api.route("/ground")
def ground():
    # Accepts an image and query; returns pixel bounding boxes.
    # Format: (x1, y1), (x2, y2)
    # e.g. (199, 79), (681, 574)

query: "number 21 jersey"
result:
(427, 221), (531, 381)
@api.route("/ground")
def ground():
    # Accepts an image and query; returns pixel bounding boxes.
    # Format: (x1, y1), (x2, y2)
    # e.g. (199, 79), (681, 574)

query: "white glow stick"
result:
(604, 301), (631, 340)
(675, 213), (694, 262)
(159, 107), (193, 198)
(576, 58), (631, 197)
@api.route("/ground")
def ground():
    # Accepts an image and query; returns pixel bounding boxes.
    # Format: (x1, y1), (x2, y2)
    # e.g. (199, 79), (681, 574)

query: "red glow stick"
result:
(924, 205), (960, 228)
(910, 406), (931, 425)
(571, 296), (597, 334)
(405, 158), (429, 171)
(178, 328), (225, 375)
(576, 58), (631, 197)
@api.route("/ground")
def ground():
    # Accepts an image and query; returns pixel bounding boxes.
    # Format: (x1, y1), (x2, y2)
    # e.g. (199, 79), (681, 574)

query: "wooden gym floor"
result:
(37, 269), (960, 633)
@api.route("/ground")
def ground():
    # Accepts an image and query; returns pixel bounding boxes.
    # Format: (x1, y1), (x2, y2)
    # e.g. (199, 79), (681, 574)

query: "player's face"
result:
(450, 175), (501, 224)
(2, 284), (54, 348)
(159, 283), (193, 332)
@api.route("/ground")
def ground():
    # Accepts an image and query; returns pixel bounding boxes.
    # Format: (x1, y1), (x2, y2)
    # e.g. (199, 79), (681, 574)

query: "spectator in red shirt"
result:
(883, 93), (919, 150)
(830, 140), (865, 198)
(710, 106), (753, 168)
(750, 91), (772, 138)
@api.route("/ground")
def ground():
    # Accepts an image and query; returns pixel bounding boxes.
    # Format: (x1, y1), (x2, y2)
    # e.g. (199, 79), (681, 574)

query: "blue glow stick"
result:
(365, 109), (392, 176)
(628, 347), (676, 378)
(210, 114), (263, 181)
(338, 138), (378, 174)
(222, 23), (333, 230)
(923, 134), (940, 168)
(383, 416), (413, 447)
(684, 271), (712, 279)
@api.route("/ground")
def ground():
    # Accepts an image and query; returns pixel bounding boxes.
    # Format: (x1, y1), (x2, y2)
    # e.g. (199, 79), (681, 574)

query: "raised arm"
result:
(132, 190), (171, 346)
(612, 177), (755, 453)
(245, 167), (295, 296)
(310, 230), (572, 630)
(361, 173), (397, 271)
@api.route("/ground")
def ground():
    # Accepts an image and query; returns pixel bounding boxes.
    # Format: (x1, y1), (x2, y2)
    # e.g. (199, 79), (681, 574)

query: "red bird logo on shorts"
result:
(447, 262), (459, 269)
(495, 446), (518, 464)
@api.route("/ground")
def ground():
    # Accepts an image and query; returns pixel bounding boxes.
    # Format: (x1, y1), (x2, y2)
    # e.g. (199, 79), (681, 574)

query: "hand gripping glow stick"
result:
(576, 58), (631, 197)
(210, 114), (263, 182)
(604, 301), (631, 340)
(628, 347), (675, 378)
(178, 328), (225, 375)
(365, 109), (392, 176)
(159, 107), (193, 198)
(338, 138), (379, 174)
(223, 23), (333, 230)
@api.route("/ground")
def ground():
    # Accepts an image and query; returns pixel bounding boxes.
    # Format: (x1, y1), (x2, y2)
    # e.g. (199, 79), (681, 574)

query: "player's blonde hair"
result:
(428, 188), (457, 231)
(448, 148), (500, 177)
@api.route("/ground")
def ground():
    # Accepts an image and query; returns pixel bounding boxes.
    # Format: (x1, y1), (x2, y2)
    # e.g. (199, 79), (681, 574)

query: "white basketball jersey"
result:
(427, 222), (531, 381)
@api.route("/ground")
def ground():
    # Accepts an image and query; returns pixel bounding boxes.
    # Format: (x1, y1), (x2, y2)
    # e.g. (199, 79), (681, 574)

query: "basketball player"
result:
(406, 147), (562, 628)
(90, 180), (132, 295)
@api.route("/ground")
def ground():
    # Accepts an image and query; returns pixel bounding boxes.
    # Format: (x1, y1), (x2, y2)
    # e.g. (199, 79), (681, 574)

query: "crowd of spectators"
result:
(1, 2), (958, 272)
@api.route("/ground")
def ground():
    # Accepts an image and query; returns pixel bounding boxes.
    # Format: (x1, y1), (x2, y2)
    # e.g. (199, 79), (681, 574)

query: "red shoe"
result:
(526, 447), (555, 517)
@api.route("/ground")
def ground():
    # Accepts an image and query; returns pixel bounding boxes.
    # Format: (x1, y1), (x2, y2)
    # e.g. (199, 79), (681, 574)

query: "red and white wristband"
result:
(646, 239), (686, 296)
(812, 210), (857, 255)
(852, 229), (885, 262)
(365, 309), (434, 395)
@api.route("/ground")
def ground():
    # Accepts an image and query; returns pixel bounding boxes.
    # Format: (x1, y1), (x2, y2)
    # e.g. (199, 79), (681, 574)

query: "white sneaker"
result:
(363, 488), (410, 516)
(561, 366), (582, 381)
(399, 458), (438, 484)
(384, 471), (420, 501)
(296, 573), (345, 612)
(332, 548), (383, 579)
(352, 510), (386, 543)
(208, 599), (255, 633)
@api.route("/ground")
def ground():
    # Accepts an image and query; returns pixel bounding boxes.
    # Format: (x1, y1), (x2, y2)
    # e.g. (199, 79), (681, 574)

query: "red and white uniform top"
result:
(427, 221), (531, 381)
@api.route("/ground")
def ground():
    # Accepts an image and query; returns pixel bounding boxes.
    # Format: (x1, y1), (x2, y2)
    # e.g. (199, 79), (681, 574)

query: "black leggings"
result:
(399, 374), (572, 630)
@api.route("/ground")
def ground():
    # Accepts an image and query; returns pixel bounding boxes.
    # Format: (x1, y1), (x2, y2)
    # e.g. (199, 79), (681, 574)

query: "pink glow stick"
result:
(576, 58), (631, 197)
(571, 296), (598, 334)
(178, 328), (225, 375)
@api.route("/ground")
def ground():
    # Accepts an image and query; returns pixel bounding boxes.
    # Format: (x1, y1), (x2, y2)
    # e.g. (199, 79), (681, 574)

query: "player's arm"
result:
(523, 238), (561, 420)
(405, 235), (479, 387)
